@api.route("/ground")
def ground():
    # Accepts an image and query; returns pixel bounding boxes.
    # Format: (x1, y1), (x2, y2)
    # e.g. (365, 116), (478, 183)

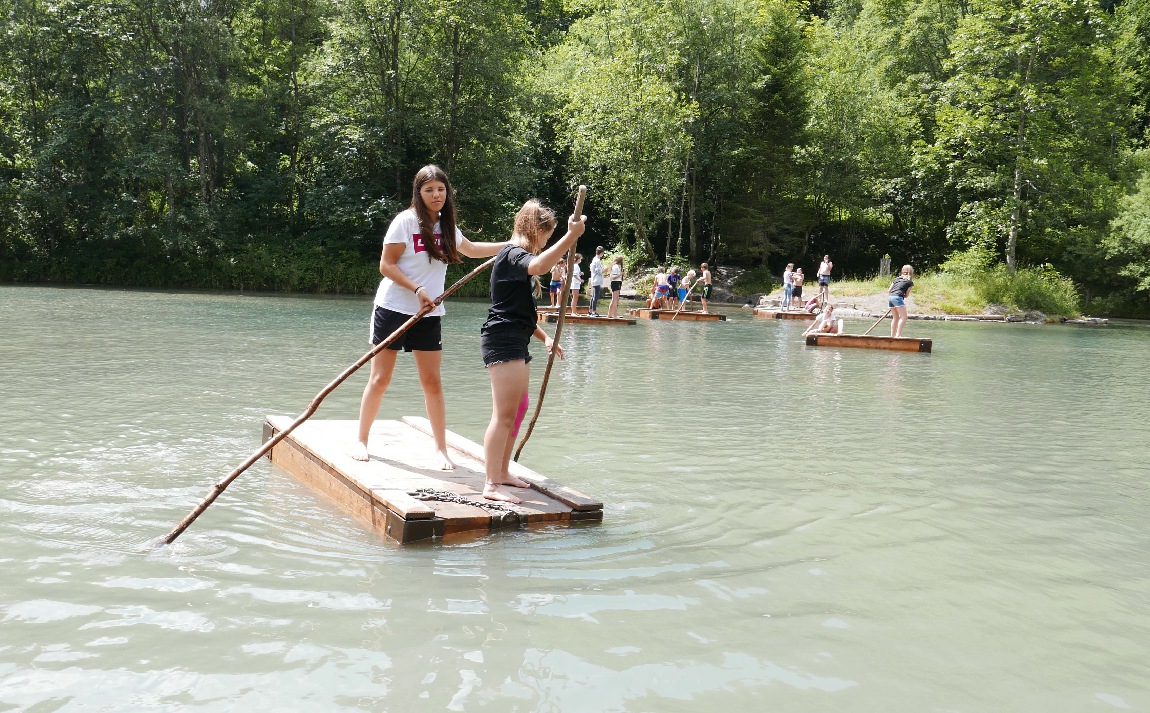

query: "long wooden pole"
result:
(670, 279), (701, 321)
(513, 185), (586, 462)
(158, 256), (498, 546)
(862, 309), (891, 336)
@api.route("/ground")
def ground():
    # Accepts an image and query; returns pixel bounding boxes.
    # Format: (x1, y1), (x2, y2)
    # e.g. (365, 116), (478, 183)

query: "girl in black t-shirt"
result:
(479, 200), (586, 503)
(887, 264), (915, 338)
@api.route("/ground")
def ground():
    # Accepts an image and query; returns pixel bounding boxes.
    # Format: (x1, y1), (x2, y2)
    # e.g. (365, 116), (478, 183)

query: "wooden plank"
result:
(626, 308), (726, 321)
(539, 313), (636, 325)
(537, 305), (590, 314)
(752, 308), (815, 320)
(401, 416), (604, 512)
(805, 333), (932, 352)
(264, 416), (603, 543)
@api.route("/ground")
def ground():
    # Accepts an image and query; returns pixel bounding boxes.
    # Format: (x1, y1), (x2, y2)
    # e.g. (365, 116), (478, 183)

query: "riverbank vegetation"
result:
(2, 0), (1150, 315)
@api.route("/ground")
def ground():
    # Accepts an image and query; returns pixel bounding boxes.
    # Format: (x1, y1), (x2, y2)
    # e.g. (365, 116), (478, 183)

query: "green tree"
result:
(931, 0), (1128, 274)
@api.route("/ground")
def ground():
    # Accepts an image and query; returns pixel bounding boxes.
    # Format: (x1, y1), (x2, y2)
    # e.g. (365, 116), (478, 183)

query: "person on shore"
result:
(548, 260), (564, 307)
(649, 266), (670, 309)
(607, 255), (624, 318)
(699, 263), (713, 313)
(588, 246), (605, 316)
(888, 264), (914, 338)
(352, 164), (508, 468)
(480, 200), (586, 503)
(791, 268), (804, 311)
(817, 255), (833, 305)
(569, 253), (584, 313)
(802, 303), (840, 336)
(782, 263), (794, 310)
(666, 266), (682, 310)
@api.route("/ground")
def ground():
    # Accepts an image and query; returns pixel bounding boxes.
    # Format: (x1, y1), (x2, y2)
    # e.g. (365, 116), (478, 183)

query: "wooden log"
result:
(538, 312), (636, 325)
(752, 308), (815, 320)
(805, 333), (932, 352)
(626, 308), (726, 321)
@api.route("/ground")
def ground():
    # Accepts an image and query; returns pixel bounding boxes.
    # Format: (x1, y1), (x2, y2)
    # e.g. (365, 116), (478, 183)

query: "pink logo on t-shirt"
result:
(413, 233), (444, 253)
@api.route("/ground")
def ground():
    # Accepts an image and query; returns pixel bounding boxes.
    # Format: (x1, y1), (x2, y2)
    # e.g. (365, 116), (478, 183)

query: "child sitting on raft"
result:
(802, 303), (840, 336)
(479, 200), (586, 503)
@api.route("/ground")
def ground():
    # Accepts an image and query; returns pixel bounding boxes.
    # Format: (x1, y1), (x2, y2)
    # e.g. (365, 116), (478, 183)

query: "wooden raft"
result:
(753, 308), (815, 320)
(626, 308), (727, 321)
(263, 415), (602, 544)
(537, 305), (590, 314)
(805, 333), (932, 352)
(538, 312), (636, 325)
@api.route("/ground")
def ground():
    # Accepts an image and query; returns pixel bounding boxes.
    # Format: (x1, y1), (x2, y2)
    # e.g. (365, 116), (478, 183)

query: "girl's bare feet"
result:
(499, 473), (531, 488)
(483, 482), (521, 504)
(434, 449), (455, 471)
(350, 442), (370, 462)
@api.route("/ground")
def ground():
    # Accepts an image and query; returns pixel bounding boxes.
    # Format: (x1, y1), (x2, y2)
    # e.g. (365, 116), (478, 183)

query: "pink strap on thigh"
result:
(510, 392), (529, 438)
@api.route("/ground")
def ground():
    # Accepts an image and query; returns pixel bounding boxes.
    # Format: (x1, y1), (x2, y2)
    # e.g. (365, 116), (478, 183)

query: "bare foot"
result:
(434, 449), (455, 471)
(499, 473), (531, 488)
(349, 442), (370, 462)
(483, 482), (521, 504)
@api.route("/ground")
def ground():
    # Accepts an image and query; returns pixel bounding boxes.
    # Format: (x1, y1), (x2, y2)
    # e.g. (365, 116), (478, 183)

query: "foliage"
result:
(0, 0), (1147, 315)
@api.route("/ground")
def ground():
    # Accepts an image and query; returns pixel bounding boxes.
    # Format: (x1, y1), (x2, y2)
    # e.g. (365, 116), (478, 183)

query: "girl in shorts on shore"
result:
(352, 165), (508, 469)
(479, 200), (586, 503)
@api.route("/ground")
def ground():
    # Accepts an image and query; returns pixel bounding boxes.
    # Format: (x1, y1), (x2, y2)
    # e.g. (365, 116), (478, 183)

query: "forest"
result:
(2, 0), (1150, 314)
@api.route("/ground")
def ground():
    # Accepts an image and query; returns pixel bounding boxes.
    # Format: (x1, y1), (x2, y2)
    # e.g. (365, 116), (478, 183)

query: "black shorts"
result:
(792, 285), (802, 299)
(481, 327), (533, 367)
(371, 306), (442, 351)
(702, 284), (713, 299)
(610, 280), (622, 292)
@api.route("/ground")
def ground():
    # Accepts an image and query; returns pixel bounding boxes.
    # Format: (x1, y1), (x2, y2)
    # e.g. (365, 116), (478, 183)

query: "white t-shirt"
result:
(571, 264), (583, 289)
(373, 209), (464, 317)
(609, 263), (622, 281)
(783, 269), (793, 286)
(589, 256), (604, 286)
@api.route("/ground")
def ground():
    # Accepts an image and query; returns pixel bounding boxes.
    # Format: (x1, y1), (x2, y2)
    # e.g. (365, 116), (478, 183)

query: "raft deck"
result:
(626, 308), (727, 321)
(753, 308), (815, 320)
(263, 415), (602, 544)
(537, 305), (590, 314)
(539, 312), (636, 325)
(805, 333), (932, 352)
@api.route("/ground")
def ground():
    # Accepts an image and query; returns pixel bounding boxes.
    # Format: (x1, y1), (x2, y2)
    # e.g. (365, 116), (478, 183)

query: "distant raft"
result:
(752, 308), (815, 320)
(627, 308), (727, 322)
(263, 415), (603, 544)
(805, 333), (932, 352)
(538, 312), (636, 325)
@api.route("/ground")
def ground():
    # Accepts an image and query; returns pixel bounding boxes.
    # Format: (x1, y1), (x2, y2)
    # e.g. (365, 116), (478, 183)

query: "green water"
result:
(1, 285), (1148, 712)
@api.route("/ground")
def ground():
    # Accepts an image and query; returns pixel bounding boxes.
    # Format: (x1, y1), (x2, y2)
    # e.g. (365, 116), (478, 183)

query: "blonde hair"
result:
(901, 264), (915, 279)
(512, 200), (557, 253)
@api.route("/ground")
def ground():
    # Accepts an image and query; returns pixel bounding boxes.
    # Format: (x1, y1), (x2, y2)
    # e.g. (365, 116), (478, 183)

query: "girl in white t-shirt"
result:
(568, 253), (583, 313)
(352, 165), (508, 469)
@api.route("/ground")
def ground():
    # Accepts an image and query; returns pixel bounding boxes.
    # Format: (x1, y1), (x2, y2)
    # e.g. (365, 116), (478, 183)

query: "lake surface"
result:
(2, 285), (1148, 712)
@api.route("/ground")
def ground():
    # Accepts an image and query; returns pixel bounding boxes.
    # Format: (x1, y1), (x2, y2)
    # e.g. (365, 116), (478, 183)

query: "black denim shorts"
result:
(371, 306), (442, 351)
(480, 327), (533, 367)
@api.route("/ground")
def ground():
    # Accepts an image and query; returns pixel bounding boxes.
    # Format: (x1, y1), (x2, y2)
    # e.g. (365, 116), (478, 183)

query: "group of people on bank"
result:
(350, 165), (588, 504)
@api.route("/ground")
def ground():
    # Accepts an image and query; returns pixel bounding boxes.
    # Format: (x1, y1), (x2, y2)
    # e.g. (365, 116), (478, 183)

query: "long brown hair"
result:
(410, 165), (461, 264)
(512, 199), (557, 253)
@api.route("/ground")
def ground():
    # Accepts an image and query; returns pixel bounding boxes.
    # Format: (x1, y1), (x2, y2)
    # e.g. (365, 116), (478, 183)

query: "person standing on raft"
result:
(480, 200), (585, 503)
(888, 265), (914, 338)
(699, 263), (714, 313)
(352, 165), (508, 468)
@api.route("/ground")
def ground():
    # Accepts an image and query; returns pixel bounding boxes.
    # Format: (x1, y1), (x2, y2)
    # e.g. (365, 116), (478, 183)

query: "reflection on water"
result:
(2, 286), (1149, 711)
